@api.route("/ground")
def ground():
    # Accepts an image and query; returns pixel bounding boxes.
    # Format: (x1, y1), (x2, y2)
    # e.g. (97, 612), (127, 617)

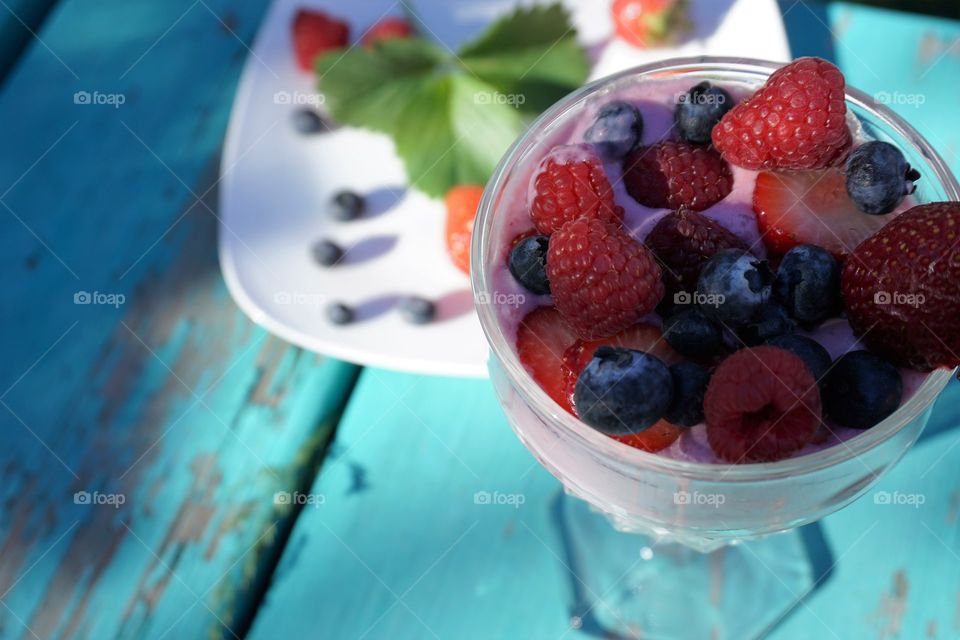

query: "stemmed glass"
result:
(471, 57), (959, 639)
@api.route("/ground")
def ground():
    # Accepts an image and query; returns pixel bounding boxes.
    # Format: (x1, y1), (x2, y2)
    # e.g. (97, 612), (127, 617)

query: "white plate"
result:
(218, 0), (790, 378)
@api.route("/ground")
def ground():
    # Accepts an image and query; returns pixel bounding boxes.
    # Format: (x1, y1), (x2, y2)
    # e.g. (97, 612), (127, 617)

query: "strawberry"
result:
(613, 422), (683, 452)
(713, 57), (851, 170)
(444, 185), (484, 274)
(362, 17), (413, 47)
(292, 9), (350, 72)
(517, 307), (579, 413)
(753, 168), (896, 258)
(611, 0), (689, 48)
(842, 202), (960, 371)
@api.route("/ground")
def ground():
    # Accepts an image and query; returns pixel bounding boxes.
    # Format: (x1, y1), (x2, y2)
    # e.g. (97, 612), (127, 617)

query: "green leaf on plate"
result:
(315, 3), (587, 198)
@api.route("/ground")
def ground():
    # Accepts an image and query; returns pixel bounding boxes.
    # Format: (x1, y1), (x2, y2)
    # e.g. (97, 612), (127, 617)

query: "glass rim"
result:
(471, 55), (960, 482)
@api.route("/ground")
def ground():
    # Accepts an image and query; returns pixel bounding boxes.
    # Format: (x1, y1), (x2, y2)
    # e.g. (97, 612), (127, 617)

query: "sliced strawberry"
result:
(444, 185), (484, 274)
(753, 168), (898, 258)
(613, 421), (682, 452)
(517, 307), (579, 413)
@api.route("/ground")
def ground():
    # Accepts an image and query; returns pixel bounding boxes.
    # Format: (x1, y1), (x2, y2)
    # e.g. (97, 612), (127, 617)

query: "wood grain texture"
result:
(0, 0), (359, 638)
(0, 0), (60, 81)
(246, 4), (960, 640)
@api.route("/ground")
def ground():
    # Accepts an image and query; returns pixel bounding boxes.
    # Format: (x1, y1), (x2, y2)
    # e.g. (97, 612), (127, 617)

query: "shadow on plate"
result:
(341, 234), (398, 264)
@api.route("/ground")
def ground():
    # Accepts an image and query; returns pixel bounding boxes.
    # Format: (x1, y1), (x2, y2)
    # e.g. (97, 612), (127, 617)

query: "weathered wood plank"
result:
(0, 0), (359, 638)
(0, 0), (60, 81)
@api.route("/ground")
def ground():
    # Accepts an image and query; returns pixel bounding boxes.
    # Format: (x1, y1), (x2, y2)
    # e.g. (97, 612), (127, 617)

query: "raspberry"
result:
(530, 145), (624, 235)
(645, 209), (748, 295)
(547, 218), (664, 339)
(292, 9), (349, 72)
(712, 57), (852, 170)
(623, 141), (733, 211)
(704, 346), (821, 463)
(842, 202), (960, 371)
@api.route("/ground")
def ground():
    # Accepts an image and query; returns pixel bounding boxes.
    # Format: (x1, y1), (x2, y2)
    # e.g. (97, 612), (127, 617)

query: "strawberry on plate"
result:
(843, 202), (960, 371)
(292, 9), (350, 72)
(563, 323), (684, 452)
(611, 0), (689, 48)
(753, 168), (896, 258)
(362, 17), (413, 47)
(517, 306), (580, 413)
(713, 57), (851, 171)
(445, 185), (484, 274)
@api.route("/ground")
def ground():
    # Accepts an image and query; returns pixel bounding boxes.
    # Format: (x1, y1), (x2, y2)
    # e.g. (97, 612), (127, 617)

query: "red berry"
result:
(530, 145), (624, 235)
(623, 141), (733, 211)
(611, 0), (686, 48)
(613, 422), (683, 452)
(753, 168), (895, 258)
(516, 307), (579, 413)
(292, 9), (350, 72)
(712, 57), (852, 170)
(645, 209), (748, 295)
(444, 185), (484, 274)
(362, 17), (413, 47)
(704, 346), (821, 462)
(547, 218), (664, 340)
(843, 202), (960, 371)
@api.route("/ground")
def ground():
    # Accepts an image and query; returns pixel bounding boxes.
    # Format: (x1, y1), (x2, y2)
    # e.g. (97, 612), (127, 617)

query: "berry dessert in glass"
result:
(471, 57), (960, 639)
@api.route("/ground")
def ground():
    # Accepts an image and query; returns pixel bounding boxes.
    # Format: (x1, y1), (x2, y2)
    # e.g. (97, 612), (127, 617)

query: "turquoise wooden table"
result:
(0, 2), (958, 639)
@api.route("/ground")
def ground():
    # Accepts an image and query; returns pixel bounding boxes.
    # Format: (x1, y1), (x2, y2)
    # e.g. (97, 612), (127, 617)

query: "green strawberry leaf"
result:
(315, 3), (587, 198)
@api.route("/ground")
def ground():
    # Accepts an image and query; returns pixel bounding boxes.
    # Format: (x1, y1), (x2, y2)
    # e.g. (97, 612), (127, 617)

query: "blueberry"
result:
(662, 307), (726, 359)
(774, 244), (841, 325)
(845, 141), (920, 215)
(696, 250), (774, 327)
(584, 101), (643, 159)
(330, 190), (365, 221)
(823, 351), (902, 429)
(508, 235), (550, 295)
(398, 296), (436, 325)
(674, 82), (734, 144)
(326, 302), (355, 325)
(766, 334), (832, 386)
(665, 362), (710, 427)
(292, 108), (325, 134)
(311, 239), (344, 266)
(736, 302), (796, 346)
(574, 347), (673, 436)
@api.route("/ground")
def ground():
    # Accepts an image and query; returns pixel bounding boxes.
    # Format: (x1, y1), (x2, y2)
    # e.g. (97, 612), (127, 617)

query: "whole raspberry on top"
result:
(842, 202), (960, 371)
(623, 141), (733, 211)
(547, 218), (664, 339)
(645, 209), (748, 295)
(704, 346), (821, 463)
(530, 145), (624, 235)
(712, 57), (851, 170)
